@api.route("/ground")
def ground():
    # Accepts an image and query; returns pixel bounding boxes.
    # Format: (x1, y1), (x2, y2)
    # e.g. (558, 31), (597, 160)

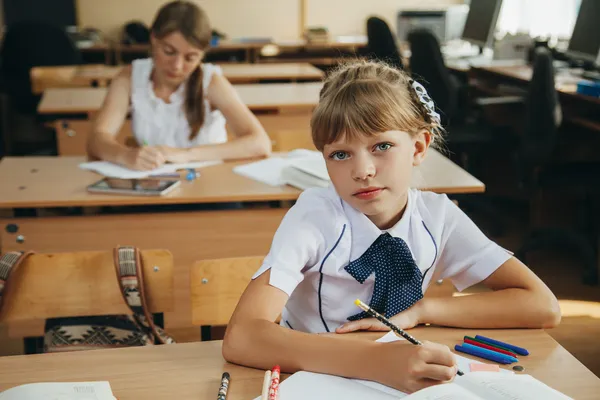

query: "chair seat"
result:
(446, 122), (518, 148)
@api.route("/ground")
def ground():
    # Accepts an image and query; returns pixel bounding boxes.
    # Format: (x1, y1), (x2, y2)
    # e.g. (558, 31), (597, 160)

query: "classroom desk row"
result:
(0, 151), (483, 332)
(1, 329), (599, 399)
(38, 82), (323, 116)
(30, 62), (325, 94)
(83, 37), (367, 65)
(466, 64), (600, 133)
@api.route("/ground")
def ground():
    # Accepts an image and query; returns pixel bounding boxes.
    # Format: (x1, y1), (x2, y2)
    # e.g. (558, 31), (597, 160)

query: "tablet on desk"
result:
(87, 178), (181, 196)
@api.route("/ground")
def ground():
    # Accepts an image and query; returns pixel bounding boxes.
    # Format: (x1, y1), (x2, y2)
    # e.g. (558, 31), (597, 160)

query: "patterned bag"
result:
(0, 246), (174, 353)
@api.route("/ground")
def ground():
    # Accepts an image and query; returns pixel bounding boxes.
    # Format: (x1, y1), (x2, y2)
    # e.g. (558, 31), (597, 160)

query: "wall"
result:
(77, 0), (462, 41)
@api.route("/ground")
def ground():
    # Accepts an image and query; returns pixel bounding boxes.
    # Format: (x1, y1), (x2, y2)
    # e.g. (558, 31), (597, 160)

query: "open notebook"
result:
(255, 332), (571, 400)
(0, 382), (116, 400)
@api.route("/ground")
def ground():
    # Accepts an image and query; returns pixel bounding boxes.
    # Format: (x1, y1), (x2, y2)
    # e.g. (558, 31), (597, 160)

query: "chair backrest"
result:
(366, 17), (404, 70)
(56, 119), (133, 156)
(190, 256), (263, 326)
(0, 249), (174, 323)
(407, 28), (458, 124)
(520, 47), (560, 167)
(0, 21), (81, 114)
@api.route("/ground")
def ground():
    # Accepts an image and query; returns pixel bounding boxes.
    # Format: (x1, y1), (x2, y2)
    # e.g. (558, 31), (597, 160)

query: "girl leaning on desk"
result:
(87, 1), (271, 171)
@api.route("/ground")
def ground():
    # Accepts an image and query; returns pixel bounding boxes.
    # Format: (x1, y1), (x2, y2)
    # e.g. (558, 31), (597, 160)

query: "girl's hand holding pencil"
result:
(340, 299), (463, 394)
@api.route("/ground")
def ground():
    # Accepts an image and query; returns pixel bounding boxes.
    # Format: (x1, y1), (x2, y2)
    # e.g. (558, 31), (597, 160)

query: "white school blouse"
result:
(130, 58), (227, 148)
(253, 186), (512, 333)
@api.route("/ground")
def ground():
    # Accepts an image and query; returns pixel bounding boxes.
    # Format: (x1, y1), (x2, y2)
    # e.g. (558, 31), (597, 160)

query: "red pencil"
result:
(268, 365), (280, 400)
(464, 338), (518, 358)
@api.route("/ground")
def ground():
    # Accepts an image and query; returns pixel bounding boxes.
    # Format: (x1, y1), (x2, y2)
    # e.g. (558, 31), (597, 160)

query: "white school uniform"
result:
(130, 58), (227, 148)
(253, 186), (512, 333)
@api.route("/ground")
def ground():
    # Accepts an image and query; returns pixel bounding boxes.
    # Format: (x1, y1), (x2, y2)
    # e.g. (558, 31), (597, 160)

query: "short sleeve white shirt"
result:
(253, 186), (512, 333)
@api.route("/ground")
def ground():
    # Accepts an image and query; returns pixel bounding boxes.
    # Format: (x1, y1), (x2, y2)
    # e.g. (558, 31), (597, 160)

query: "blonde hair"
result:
(151, 1), (212, 140)
(311, 60), (445, 151)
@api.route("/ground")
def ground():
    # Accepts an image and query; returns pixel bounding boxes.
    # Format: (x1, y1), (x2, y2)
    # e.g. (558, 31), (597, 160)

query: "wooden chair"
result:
(190, 256), (263, 340)
(54, 119), (133, 156)
(0, 249), (174, 353)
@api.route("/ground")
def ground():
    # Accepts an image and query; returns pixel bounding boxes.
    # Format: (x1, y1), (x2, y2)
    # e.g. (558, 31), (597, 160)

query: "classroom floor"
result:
(1, 198), (599, 379)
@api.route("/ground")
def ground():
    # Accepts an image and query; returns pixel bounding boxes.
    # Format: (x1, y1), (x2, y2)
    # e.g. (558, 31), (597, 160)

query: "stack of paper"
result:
(233, 150), (330, 190)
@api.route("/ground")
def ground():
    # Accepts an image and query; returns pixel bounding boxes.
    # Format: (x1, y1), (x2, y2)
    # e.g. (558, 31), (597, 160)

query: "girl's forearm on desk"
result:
(222, 319), (378, 380)
(186, 132), (272, 161)
(87, 135), (132, 166)
(418, 287), (561, 329)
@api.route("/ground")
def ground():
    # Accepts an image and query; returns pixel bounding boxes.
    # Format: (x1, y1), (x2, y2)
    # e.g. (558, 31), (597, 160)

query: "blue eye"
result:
(374, 142), (393, 152)
(329, 151), (349, 160)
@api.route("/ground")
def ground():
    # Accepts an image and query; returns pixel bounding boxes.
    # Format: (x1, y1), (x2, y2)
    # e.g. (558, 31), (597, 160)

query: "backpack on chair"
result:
(0, 246), (175, 353)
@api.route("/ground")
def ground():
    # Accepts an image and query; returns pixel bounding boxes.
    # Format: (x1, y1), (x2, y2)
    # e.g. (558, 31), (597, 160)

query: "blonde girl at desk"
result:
(223, 60), (561, 394)
(88, 1), (271, 171)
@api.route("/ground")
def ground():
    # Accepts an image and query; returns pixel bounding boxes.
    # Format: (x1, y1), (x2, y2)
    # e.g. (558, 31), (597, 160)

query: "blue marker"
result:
(455, 343), (518, 364)
(475, 335), (529, 356)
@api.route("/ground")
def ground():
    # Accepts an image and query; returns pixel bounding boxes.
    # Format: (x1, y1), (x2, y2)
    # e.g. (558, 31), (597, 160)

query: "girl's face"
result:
(151, 31), (204, 87)
(323, 130), (429, 230)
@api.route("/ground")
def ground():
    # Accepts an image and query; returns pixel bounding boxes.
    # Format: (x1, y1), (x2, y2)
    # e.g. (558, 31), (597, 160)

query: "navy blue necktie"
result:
(345, 233), (423, 321)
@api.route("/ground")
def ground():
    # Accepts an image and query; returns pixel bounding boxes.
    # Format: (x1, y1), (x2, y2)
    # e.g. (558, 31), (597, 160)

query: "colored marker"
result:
(268, 365), (280, 400)
(217, 372), (230, 400)
(464, 337), (518, 357)
(475, 335), (529, 356)
(455, 343), (518, 364)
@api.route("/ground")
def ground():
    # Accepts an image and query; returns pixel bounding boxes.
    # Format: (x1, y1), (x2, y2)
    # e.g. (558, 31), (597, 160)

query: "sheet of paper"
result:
(253, 371), (403, 400)
(232, 157), (289, 186)
(79, 160), (221, 179)
(0, 381), (116, 400)
(457, 372), (573, 400)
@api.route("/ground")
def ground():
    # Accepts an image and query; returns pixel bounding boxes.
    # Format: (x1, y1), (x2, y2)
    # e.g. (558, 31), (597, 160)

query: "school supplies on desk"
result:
(455, 343), (519, 364)
(0, 381), (117, 400)
(79, 160), (221, 179)
(87, 177), (181, 196)
(463, 336), (518, 357)
(474, 335), (529, 356)
(217, 372), (230, 400)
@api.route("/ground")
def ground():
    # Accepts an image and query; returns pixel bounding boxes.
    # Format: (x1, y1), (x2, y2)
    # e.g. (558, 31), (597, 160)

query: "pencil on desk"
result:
(354, 299), (464, 376)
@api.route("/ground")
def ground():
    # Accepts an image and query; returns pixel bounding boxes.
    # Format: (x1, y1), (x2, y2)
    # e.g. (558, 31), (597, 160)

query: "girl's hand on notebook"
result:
(125, 146), (166, 170)
(335, 303), (421, 334)
(372, 340), (457, 393)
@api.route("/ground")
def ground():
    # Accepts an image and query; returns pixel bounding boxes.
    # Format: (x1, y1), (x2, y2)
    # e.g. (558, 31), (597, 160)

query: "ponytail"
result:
(185, 65), (205, 140)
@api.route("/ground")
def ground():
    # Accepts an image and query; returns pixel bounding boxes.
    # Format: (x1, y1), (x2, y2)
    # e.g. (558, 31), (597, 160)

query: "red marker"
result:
(268, 365), (280, 400)
(464, 338), (518, 358)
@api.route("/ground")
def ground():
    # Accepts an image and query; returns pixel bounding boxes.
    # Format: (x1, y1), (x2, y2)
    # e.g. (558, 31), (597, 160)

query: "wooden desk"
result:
(0, 152), (482, 333)
(0, 329), (598, 399)
(31, 63), (324, 94)
(0, 150), (483, 210)
(115, 38), (367, 64)
(220, 63), (324, 83)
(38, 82), (322, 116)
(469, 65), (600, 132)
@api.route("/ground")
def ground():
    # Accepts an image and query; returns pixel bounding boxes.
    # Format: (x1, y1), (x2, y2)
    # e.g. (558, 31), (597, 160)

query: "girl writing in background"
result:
(88, 1), (271, 170)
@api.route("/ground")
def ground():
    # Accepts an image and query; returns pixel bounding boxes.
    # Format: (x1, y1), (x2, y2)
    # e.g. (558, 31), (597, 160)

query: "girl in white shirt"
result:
(224, 60), (560, 394)
(88, 1), (271, 170)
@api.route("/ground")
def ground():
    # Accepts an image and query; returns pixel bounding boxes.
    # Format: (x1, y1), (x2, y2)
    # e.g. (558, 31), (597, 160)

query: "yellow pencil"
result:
(354, 299), (464, 376)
